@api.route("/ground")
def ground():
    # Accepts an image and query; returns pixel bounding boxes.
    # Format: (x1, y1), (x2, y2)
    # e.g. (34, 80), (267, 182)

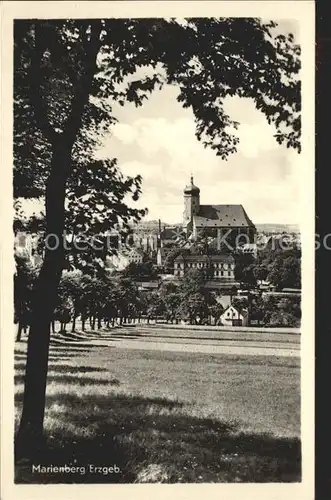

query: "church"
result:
(183, 176), (256, 248)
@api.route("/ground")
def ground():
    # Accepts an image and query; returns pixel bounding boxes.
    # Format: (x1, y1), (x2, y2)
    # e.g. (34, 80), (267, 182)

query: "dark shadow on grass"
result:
(48, 349), (98, 356)
(15, 350), (94, 361)
(102, 333), (144, 339)
(15, 363), (108, 374)
(15, 374), (120, 386)
(15, 391), (301, 484)
(50, 342), (116, 350)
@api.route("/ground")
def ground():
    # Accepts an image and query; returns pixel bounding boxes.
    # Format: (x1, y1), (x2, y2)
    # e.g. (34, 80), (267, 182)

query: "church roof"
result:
(194, 205), (255, 228)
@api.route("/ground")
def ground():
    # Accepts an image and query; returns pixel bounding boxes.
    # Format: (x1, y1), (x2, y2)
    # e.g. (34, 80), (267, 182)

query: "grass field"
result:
(14, 337), (301, 483)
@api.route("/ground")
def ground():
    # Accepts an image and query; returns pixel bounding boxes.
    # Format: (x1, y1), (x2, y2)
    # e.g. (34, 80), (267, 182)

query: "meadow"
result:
(14, 330), (301, 483)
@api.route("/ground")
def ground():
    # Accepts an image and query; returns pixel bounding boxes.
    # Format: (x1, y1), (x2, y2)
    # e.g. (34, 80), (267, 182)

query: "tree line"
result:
(14, 260), (225, 336)
(234, 247), (301, 291)
(15, 253), (301, 340)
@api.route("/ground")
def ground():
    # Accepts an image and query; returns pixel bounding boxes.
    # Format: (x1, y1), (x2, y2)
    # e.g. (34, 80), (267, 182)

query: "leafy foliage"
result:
(122, 259), (159, 282)
(14, 254), (40, 327)
(18, 158), (147, 274)
(15, 18), (301, 198)
(254, 247), (301, 290)
(234, 253), (257, 287)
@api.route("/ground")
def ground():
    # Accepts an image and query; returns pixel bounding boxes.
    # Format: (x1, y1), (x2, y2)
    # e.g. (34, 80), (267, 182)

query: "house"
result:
(106, 247), (144, 271)
(238, 243), (258, 258)
(136, 281), (160, 292)
(174, 253), (235, 280)
(127, 248), (144, 264)
(220, 305), (249, 327)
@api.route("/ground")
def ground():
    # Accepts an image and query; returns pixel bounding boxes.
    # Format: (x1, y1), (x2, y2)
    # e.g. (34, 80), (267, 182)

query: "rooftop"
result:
(194, 205), (255, 228)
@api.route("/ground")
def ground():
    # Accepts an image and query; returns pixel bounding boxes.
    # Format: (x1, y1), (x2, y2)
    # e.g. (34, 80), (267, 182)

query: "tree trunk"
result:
(16, 22), (102, 455)
(51, 320), (55, 333)
(97, 317), (102, 330)
(71, 313), (77, 333)
(16, 140), (73, 455)
(16, 322), (23, 342)
(82, 318), (85, 332)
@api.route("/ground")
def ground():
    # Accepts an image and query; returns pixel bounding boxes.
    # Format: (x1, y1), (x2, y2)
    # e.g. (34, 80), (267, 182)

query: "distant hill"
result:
(136, 220), (182, 230)
(255, 223), (300, 234)
(136, 220), (300, 234)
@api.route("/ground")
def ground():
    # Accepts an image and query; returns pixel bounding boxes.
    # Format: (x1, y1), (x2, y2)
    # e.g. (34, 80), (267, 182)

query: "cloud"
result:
(112, 123), (138, 144)
(95, 89), (301, 224)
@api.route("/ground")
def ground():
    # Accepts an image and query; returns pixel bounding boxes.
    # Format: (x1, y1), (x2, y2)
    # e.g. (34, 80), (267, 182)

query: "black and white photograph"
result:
(0, 1), (314, 498)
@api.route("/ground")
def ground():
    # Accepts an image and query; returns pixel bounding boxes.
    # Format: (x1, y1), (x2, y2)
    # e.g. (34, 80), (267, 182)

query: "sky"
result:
(94, 19), (302, 225)
(21, 18), (302, 226)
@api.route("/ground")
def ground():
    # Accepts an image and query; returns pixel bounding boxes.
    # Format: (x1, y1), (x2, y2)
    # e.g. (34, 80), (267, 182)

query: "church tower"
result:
(183, 175), (200, 233)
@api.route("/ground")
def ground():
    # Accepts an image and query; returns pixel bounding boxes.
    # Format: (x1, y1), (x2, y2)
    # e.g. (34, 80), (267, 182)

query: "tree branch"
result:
(63, 21), (102, 143)
(47, 24), (78, 88)
(29, 24), (58, 144)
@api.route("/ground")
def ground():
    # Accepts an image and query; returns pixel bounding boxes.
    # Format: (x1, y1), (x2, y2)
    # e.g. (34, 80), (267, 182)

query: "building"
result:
(136, 281), (160, 292)
(238, 242), (258, 258)
(126, 248), (144, 264)
(220, 305), (249, 327)
(183, 176), (256, 247)
(106, 247), (144, 271)
(174, 254), (235, 279)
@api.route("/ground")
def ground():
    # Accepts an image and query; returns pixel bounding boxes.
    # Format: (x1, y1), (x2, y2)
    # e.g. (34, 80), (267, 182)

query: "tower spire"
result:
(190, 173), (194, 184)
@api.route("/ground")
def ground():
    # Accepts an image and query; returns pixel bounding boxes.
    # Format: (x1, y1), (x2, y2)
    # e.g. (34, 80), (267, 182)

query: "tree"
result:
(146, 292), (165, 323)
(234, 253), (257, 288)
(159, 281), (179, 296)
(15, 18), (301, 450)
(163, 292), (182, 323)
(112, 277), (139, 324)
(267, 251), (301, 290)
(20, 158), (147, 275)
(122, 260), (158, 282)
(179, 292), (212, 325)
(253, 263), (269, 283)
(208, 302), (225, 325)
(177, 269), (216, 324)
(53, 295), (74, 332)
(180, 269), (206, 294)
(14, 255), (40, 341)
